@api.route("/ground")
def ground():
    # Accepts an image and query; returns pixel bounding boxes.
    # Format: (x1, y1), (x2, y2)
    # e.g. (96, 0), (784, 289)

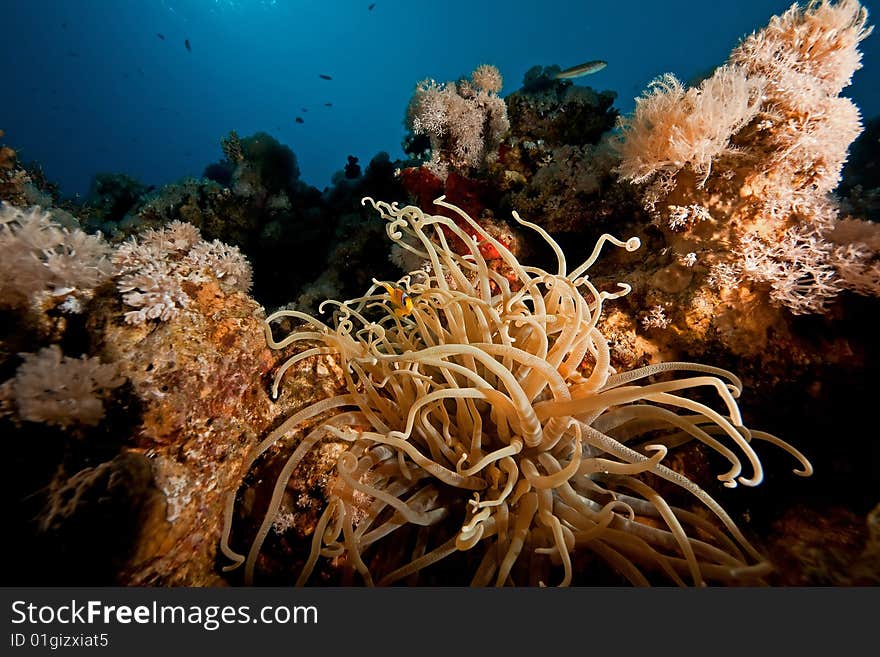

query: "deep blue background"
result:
(2, 0), (878, 199)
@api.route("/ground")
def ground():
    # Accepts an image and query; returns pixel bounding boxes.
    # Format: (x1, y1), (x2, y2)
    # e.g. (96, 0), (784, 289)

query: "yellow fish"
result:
(379, 282), (414, 317)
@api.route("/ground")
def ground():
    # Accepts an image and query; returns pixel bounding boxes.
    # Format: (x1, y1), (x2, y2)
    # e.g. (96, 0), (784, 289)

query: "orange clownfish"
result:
(379, 282), (414, 318)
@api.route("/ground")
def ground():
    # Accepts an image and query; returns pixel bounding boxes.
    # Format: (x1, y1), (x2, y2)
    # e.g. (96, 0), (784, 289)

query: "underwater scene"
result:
(1, 0), (878, 587)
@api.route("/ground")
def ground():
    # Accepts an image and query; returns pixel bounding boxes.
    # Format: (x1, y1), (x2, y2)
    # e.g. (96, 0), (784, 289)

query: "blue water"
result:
(3, 0), (879, 199)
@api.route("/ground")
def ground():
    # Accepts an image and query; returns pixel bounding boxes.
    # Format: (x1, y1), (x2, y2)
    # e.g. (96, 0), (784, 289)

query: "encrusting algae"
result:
(220, 197), (812, 586)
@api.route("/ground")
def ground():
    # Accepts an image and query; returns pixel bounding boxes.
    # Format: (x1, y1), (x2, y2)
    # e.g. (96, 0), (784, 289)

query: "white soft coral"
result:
(1, 345), (124, 428)
(113, 220), (253, 324)
(0, 202), (113, 312)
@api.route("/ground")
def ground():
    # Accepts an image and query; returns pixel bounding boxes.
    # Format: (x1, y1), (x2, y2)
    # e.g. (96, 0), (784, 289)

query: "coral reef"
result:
(83, 173), (150, 229)
(1, 0), (877, 589)
(0, 199), (279, 585)
(398, 63), (641, 259)
(506, 65), (618, 147)
(574, 4), (880, 494)
(103, 139), (408, 312)
(84, 264), (287, 585)
(765, 503), (880, 585)
(0, 131), (61, 208)
(502, 141), (642, 234)
(839, 114), (880, 220)
(0, 345), (123, 428)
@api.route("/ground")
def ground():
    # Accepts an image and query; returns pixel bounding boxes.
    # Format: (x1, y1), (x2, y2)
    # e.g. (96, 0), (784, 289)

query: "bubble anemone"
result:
(221, 196), (811, 586)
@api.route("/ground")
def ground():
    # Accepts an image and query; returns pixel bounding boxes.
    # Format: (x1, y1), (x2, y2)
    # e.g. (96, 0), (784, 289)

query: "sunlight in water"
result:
(211, 0), (277, 9)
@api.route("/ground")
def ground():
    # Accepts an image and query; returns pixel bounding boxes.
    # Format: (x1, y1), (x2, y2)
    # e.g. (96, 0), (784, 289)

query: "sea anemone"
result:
(221, 197), (811, 586)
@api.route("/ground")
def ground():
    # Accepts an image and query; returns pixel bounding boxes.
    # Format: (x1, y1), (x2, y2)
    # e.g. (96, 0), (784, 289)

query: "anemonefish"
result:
(379, 282), (414, 318)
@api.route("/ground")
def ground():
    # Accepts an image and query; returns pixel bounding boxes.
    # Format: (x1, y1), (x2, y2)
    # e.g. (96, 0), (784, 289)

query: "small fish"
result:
(156, 32), (165, 40)
(301, 107), (308, 112)
(555, 59), (607, 79)
(67, 50), (79, 58)
(368, 3), (376, 9)
(324, 102), (333, 107)
(184, 38), (191, 52)
(295, 117), (304, 124)
(319, 73), (332, 80)
(61, 22), (68, 29)
(379, 282), (414, 318)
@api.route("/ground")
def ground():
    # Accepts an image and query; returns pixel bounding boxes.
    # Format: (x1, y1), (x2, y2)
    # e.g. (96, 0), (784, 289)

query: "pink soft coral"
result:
(406, 64), (510, 180)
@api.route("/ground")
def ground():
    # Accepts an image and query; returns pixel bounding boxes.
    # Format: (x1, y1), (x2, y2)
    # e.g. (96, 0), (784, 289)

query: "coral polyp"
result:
(221, 197), (811, 586)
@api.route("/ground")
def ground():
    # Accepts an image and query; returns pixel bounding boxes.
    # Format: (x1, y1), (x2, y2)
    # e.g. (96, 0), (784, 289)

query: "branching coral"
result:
(221, 198), (811, 586)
